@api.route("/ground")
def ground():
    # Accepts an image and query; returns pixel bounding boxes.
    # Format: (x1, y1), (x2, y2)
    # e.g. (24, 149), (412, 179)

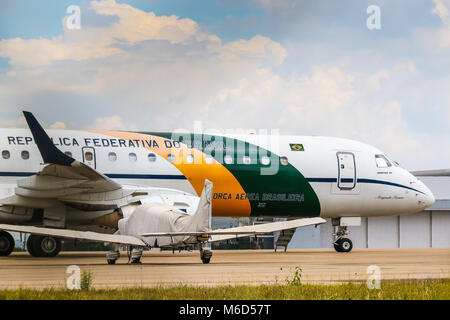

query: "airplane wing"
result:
(0, 112), (124, 211)
(141, 217), (326, 241)
(208, 217), (325, 242)
(209, 217), (326, 242)
(18, 111), (121, 196)
(0, 217), (325, 247)
(0, 223), (146, 247)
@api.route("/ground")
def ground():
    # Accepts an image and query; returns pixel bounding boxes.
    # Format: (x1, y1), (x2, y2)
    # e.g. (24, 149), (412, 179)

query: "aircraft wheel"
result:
(26, 236), (38, 257)
(27, 235), (61, 257)
(106, 250), (120, 265)
(334, 238), (353, 253)
(202, 257), (211, 264)
(333, 242), (342, 252)
(0, 231), (14, 256)
(200, 248), (212, 264)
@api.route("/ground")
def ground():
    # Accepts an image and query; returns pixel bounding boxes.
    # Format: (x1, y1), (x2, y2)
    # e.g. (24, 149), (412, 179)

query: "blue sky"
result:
(0, 0), (449, 170)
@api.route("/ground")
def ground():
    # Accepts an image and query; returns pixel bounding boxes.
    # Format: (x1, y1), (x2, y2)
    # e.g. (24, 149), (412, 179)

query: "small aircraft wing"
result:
(0, 223), (146, 247)
(141, 217), (326, 242)
(141, 231), (263, 237)
(209, 217), (326, 242)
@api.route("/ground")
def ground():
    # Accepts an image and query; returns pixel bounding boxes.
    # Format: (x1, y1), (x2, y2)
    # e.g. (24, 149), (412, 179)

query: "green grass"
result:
(0, 280), (448, 300)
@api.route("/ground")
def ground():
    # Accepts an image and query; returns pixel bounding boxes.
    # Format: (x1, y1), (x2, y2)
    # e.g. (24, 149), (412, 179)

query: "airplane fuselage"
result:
(0, 128), (435, 223)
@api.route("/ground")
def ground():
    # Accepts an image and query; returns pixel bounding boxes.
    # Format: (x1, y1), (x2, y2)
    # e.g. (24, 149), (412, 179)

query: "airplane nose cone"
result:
(417, 180), (435, 209)
(425, 190), (435, 208)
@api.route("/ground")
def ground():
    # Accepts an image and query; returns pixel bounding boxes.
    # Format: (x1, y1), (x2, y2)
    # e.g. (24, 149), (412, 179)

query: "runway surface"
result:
(0, 248), (449, 289)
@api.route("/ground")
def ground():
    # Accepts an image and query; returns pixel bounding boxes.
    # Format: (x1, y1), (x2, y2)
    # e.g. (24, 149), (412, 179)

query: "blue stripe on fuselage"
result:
(106, 174), (186, 180)
(0, 172), (423, 194)
(306, 177), (425, 194)
(0, 172), (187, 180)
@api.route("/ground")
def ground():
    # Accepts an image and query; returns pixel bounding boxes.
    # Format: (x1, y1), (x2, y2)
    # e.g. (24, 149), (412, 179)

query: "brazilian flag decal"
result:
(290, 143), (304, 151)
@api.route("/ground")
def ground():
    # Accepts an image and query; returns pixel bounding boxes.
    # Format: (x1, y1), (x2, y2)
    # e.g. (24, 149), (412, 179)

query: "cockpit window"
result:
(375, 154), (392, 168)
(387, 156), (400, 167)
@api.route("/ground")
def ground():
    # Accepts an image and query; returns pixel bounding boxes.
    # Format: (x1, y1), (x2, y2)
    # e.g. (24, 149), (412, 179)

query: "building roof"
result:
(412, 169), (450, 176)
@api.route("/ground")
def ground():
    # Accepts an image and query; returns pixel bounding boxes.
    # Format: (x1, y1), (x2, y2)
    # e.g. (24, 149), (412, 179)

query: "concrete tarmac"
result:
(0, 248), (449, 289)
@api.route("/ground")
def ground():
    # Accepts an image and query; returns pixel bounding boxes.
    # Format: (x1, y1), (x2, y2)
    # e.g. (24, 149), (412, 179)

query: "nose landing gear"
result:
(334, 236), (353, 252)
(333, 225), (353, 253)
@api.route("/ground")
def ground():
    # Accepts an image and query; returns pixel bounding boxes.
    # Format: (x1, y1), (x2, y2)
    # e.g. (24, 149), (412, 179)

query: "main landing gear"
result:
(0, 231), (15, 256)
(106, 246), (143, 265)
(199, 243), (212, 264)
(27, 234), (62, 257)
(333, 225), (353, 253)
(105, 244), (214, 265)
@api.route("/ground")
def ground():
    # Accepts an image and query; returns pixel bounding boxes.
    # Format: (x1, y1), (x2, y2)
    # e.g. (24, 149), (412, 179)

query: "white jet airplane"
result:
(0, 112), (435, 264)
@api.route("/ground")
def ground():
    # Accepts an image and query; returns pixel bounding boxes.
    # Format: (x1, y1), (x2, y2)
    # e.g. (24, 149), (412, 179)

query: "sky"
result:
(0, 0), (449, 171)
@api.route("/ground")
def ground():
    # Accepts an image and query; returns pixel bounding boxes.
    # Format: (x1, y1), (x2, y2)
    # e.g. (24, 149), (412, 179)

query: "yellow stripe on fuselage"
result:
(90, 130), (251, 217)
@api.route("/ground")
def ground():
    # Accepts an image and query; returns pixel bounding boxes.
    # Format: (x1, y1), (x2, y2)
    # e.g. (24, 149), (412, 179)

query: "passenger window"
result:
(167, 154), (175, 163)
(186, 154), (194, 164)
(21, 151), (30, 160)
(65, 151), (72, 158)
(261, 156), (270, 165)
(148, 153), (157, 162)
(243, 156), (251, 165)
(280, 156), (289, 166)
(109, 152), (117, 162)
(375, 154), (391, 168)
(224, 155), (233, 164)
(129, 153), (137, 162)
(2, 150), (10, 159)
(85, 152), (94, 161)
(205, 154), (214, 164)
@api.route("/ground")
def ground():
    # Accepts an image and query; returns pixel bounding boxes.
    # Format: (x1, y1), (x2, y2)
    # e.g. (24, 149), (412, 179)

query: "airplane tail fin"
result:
(188, 179), (213, 233)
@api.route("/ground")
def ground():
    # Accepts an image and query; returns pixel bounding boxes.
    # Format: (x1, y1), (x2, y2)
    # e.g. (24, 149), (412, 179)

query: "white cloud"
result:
(432, 0), (450, 23)
(0, 116), (27, 128)
(85, 115), (137, 131)
(367, 69), (390, 90)
(0, 0), (202, 66)
(423, 0), (450, 50)
(203, 65), (435, 169)
(0, 0), (283, 67)
(217, 35), (287, 65)
(49, 121), (67, 129)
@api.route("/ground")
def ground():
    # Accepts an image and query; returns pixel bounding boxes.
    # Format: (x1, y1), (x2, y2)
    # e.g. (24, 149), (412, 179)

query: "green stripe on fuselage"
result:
(139, 132), (321, 218)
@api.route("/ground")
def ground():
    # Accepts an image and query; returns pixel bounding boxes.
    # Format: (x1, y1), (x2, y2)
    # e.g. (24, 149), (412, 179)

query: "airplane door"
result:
(82, 147), (96, 169)
(337, 152), (356, 190)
